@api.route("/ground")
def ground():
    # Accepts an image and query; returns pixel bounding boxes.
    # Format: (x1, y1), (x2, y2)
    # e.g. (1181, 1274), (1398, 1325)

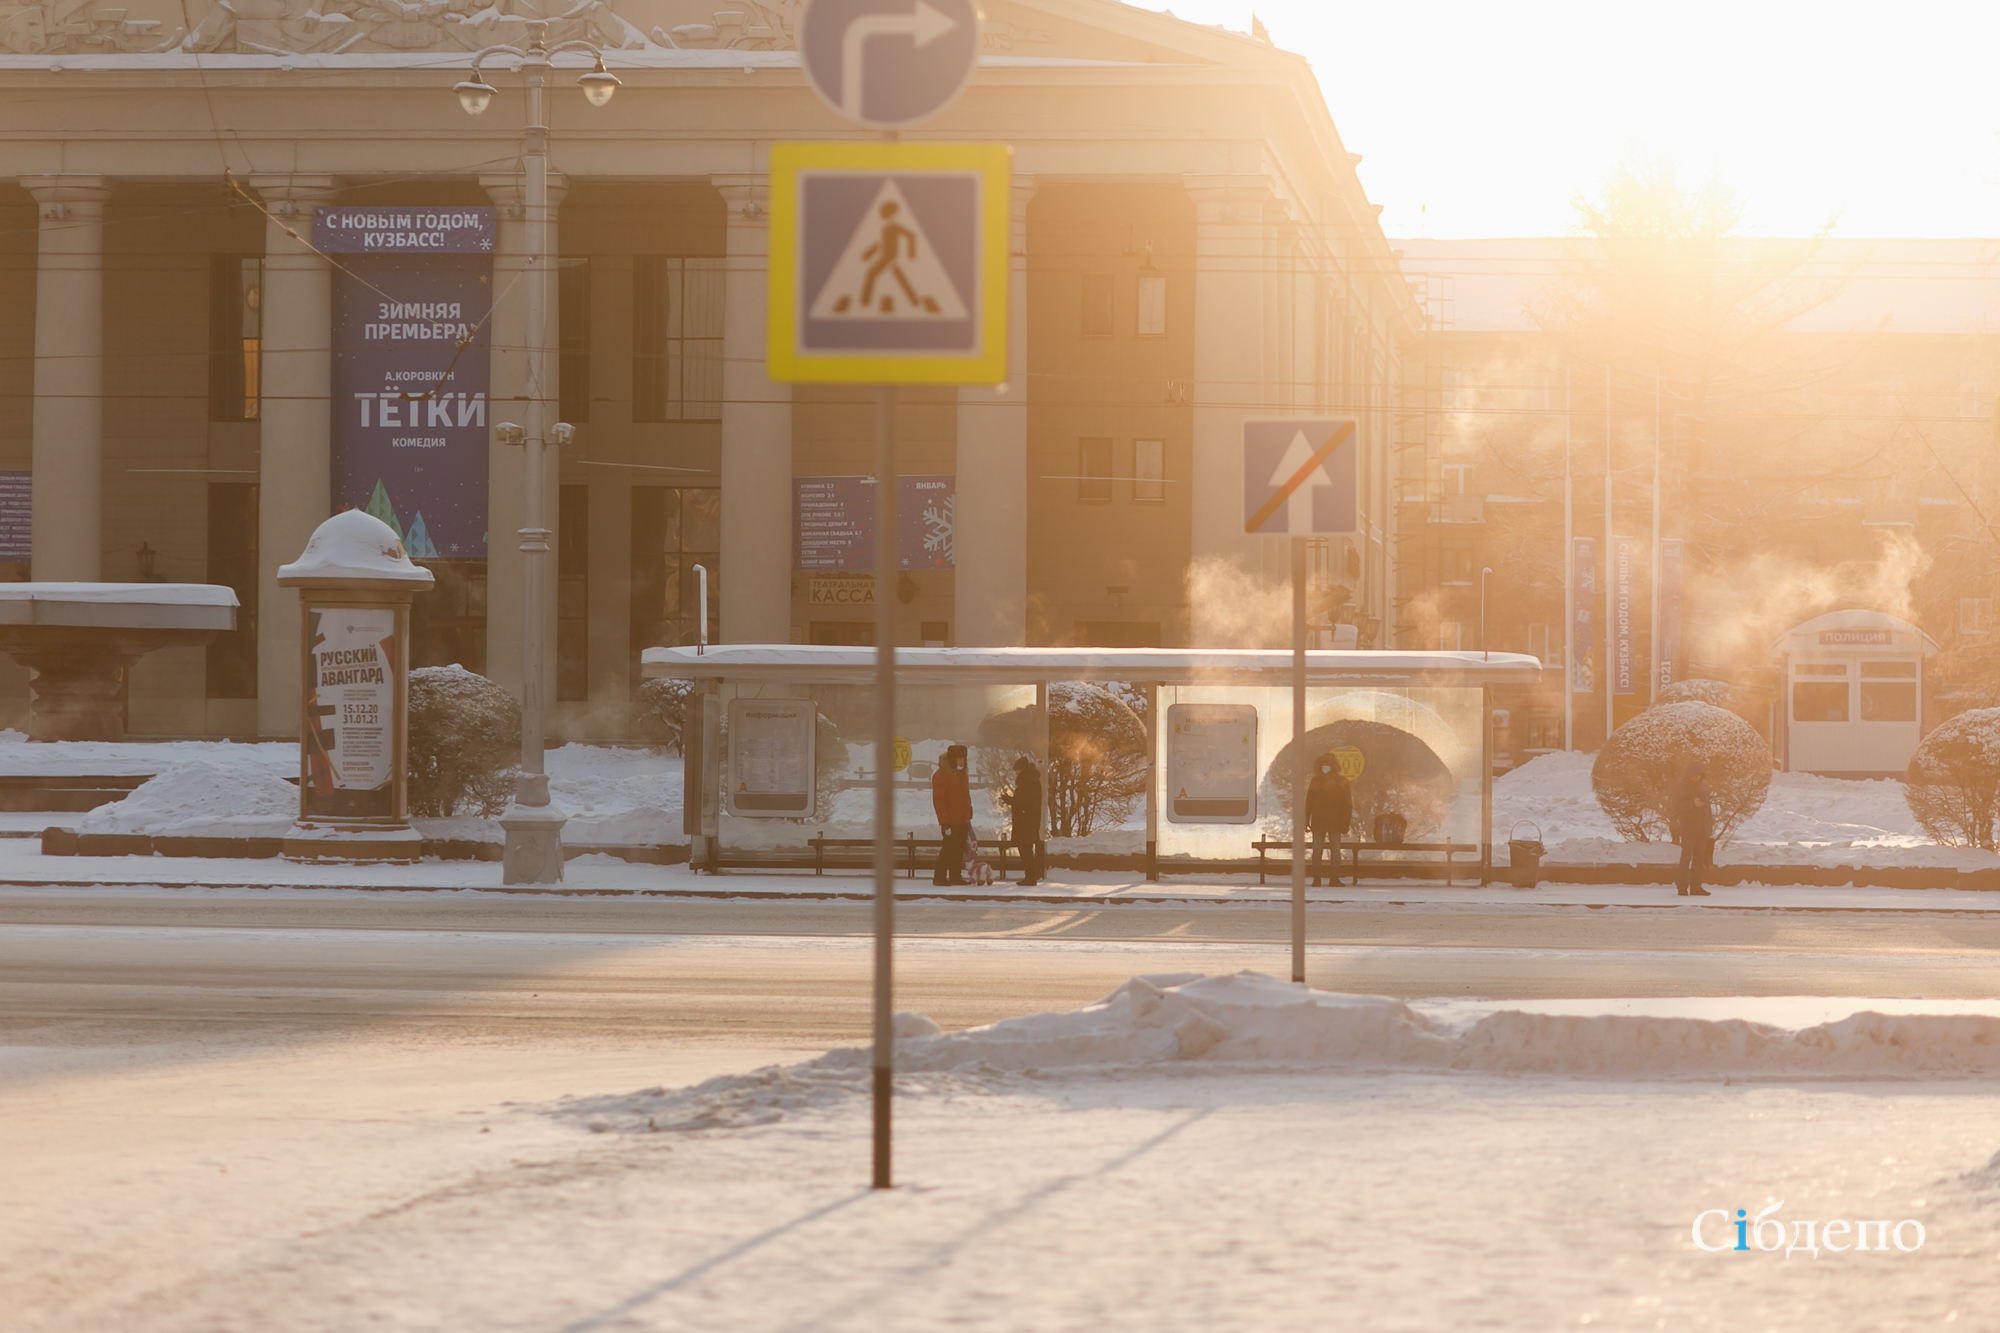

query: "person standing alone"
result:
(1670, 758), (1714, 897)
(1305, 753), (1354, 887)
(931, 745), (973, 886)
(1002, 756), (1045, 886)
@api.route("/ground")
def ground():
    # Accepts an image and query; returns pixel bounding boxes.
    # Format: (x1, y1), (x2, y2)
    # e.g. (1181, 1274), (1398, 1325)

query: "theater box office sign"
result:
(315, 207), (496, 559)
(278, 510), (437, 862)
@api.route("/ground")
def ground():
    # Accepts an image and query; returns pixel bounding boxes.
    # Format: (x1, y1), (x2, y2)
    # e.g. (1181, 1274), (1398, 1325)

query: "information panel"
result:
(317, 206), (495, 560)
(793, 475), (954, 570)
(726, 698), (818, 818)
(302, 606), (398, 819)
(1165, 703), (1258, 824)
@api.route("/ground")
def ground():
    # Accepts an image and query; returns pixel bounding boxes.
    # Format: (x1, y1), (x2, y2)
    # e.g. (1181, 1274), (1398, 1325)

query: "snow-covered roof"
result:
(277, 511), (436, 587)
(0, 582), (237, 630)
(1773, 609), (1938, 656)
(642, 644), (1542, 687)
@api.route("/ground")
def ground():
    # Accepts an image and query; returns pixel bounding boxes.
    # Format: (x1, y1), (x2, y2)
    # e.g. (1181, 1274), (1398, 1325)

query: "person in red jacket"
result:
(931, 744), (973, 886)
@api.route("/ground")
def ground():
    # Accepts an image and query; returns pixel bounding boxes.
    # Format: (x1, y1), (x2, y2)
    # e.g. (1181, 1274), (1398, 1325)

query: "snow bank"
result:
(561, 973), (2000, 1132)
(75, 758), (297, 837)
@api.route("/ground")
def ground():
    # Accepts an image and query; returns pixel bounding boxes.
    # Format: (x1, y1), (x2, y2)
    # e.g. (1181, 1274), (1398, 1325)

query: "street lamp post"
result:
(456, 21), (619, 884)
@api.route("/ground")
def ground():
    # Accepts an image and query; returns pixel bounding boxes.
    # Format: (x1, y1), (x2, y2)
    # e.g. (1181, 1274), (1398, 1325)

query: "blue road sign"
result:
(1242, 419), (1359, 535)
(798, 0), (981, 129)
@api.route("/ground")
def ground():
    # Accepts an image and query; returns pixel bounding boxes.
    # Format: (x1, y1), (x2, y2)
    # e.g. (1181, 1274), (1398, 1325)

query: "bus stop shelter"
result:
(642, 645), (1544, 881)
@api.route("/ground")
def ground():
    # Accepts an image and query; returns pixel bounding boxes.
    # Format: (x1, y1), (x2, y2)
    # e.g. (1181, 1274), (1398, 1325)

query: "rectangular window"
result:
(208, 255), (261, 422)
(1793, 681), (1849, 722)
(1133, 439), (1165, 502)
(1859, 680), (1916, 722)
(1962, 597), (1992, 634)
(204, 482), (258, 698)
(1439, 622), (1463, 651)
(1442, 548), (1474, 584)
(1527, 622), (1555, 665)
(1081, 273), (1114, 337)
(1078, 438), (1112, 502)
(630, 486), (720, 690)
(557, 484), (589, 701)
(633, 256), (724, 423)
(558, 257), (591, 425)
(1136, 273), (1166, 337)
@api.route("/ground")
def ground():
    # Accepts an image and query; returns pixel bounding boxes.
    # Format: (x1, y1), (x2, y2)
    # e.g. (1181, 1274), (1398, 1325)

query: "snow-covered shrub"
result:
(1653, 679), (1738, 711)
(1590, 701), (1771, 841)
(1904, 708), (2000, 849)
(1047, 682), (1147, 837)
(631, 677), (694, 751)
(408, 665), (521, 817)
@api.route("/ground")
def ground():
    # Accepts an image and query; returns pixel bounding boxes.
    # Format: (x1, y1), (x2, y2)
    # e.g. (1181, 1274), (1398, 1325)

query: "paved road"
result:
(7, 888), (1999, 1049)
(7, 886), (1998, 1332)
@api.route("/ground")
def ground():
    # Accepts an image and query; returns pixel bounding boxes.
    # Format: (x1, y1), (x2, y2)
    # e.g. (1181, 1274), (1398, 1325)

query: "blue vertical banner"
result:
(1657, 537), (1683, 692)
(316, 207), (496, 559)
(1572, 537), (1595, 694)
(1613, 536), (1636, 695)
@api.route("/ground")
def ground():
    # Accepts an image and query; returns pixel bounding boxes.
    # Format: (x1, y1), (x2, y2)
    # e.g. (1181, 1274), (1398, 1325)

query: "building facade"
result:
(0, 0), (1415, 739)
(1395, 237), (2000, 766)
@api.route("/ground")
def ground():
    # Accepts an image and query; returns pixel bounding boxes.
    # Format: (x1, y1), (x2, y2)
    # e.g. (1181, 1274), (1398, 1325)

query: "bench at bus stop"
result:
(1248, 837), (1479, 886)
(695, 833), (1029, 879)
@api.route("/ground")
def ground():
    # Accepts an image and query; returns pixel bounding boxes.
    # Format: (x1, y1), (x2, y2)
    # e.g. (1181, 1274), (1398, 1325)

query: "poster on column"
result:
(316, 206), (496, 559)
(302, 606), (398, 819)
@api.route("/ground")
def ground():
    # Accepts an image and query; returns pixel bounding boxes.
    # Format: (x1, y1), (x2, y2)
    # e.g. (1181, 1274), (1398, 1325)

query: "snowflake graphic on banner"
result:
(922, 494), (954, 564)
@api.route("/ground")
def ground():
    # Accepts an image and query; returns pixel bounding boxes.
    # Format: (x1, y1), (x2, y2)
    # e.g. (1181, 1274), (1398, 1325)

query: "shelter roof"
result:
(643, 644), (1543, 687)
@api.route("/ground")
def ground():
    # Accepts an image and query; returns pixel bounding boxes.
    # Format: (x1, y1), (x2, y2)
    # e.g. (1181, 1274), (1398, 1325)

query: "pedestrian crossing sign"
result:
(768, 141), (1011, 384)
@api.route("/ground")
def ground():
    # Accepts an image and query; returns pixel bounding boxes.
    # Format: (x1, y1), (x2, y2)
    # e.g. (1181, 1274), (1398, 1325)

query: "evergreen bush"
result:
(407, 665), (522, 818)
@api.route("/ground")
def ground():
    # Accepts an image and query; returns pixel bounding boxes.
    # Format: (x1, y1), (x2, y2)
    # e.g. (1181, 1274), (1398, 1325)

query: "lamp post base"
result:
(501, 800), (568, 884)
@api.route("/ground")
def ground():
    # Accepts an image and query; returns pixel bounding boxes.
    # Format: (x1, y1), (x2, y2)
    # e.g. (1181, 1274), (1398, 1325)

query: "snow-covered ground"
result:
(1494, 749), (1998, 870)
(0, 732), (689, 848)
(21, 976), (1999, 1332)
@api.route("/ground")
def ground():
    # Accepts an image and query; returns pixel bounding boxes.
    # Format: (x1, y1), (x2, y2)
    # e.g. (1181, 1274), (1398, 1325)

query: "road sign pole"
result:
(1291, 535), (1307, 984)
(871, 381), (898, 1191)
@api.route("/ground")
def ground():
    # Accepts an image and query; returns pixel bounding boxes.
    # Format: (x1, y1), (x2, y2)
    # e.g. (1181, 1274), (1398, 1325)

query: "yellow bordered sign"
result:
(768, 141), (1011, 384)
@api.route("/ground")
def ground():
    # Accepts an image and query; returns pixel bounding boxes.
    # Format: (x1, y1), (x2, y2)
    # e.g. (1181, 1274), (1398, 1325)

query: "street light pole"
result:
(456, 22), (619, 885)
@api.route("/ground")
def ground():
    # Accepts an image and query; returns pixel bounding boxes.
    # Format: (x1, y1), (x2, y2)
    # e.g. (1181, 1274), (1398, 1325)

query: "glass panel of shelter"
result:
(698, 678), (1489, 871)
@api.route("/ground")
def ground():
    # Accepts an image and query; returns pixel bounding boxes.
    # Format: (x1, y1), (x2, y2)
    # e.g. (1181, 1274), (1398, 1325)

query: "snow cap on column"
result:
(278, 509), (436, 586)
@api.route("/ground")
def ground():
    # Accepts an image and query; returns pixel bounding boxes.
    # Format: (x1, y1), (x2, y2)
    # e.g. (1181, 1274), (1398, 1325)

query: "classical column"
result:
(714, 173), (791, 645)
(21, 175), (111, 582)
(1184, 175), (1274, 646)
(481, 171), (566, 698)
(248, 173), (339, 737)
(952, 178), (1033, 647)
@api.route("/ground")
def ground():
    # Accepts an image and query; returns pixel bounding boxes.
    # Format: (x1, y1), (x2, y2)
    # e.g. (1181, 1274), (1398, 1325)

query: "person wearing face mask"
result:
(931, 744), (973, 886)
(1305, 752), (1353, 887)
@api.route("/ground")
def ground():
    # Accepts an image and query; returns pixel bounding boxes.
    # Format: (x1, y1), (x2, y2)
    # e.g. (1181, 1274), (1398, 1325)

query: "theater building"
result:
(0, 0), (1415, 739)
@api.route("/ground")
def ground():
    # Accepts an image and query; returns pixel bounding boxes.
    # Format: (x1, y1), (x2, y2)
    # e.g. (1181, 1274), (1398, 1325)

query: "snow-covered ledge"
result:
(0, 583), (238, 741)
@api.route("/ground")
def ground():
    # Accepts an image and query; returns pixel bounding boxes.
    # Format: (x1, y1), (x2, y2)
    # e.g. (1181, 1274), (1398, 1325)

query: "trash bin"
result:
(1507, 821), (1545, 888)
(1373, 811), (1406, 846)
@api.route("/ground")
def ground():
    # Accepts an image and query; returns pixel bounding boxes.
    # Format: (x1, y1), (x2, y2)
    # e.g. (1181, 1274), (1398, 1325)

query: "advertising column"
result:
(313, 207), (496, 560)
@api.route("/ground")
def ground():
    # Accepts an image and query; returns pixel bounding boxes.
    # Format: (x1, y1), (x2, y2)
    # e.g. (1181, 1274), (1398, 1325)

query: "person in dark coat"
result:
(931, 745), (973, 886)
(1305, 752), (1354, 887)
(1669, 758), (1714, 897)
(1000, 756), (1045, 886)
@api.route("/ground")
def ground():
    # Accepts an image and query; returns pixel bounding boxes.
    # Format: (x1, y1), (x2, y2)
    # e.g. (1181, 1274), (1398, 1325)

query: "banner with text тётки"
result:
(316, 207), (495, 560)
